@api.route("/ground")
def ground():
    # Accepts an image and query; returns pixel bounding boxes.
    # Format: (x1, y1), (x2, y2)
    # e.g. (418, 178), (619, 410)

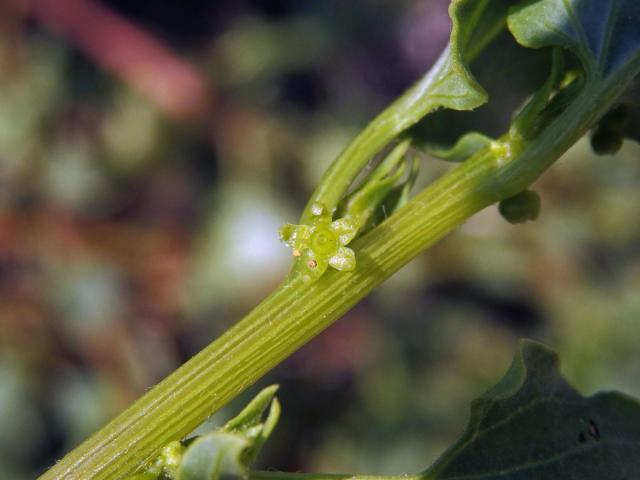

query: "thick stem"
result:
(40, 72), (632, 479)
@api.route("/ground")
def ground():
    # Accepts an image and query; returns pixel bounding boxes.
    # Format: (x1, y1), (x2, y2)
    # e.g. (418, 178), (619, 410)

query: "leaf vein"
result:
(560, 0), (595, 66)
(441, 442), (601, 479)
(598, 0), (619, 72)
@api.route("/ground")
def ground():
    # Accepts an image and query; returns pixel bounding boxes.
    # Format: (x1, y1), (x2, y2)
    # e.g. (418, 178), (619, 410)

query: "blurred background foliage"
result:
(0, 1), (639, 478)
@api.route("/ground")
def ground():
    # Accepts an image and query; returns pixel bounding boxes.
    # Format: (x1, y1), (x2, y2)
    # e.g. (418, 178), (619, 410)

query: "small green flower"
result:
(280, 202), (358, 280)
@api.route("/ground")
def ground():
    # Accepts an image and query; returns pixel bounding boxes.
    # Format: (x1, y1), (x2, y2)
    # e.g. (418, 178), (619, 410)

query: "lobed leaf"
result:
(424, 340), (640, 479)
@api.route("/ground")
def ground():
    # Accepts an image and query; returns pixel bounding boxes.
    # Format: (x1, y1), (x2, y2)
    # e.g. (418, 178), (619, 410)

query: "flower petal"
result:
(279, 224), (311, 249)
(328, 246), (356, 271)
(310, 202), (332, 225)
(303, 250), (328, 278)
(330, 216), (359, 245)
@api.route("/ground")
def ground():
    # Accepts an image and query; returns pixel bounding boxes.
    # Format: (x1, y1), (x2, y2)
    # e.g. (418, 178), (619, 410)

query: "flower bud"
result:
(499, 190), (541, 224)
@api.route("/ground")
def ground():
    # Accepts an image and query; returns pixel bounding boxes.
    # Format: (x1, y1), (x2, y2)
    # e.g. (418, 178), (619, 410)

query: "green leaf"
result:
(223, 385), (278, 433)
(507, 0), (640, 80)
(427, 0), (533, 110)
(420, 132), (494, 163)
(175, 385), (280, 480)
(408, 9), (551, 157)
(414, 1), (640, 155)
(368, 0), (523, 137)
(300, 0), (519, 222)
(178, 433), (248, 480)
(424, 340), (640, 479)
(508, 1), (640, 147)
(223, 385), (281, 466)
(130, 386), (280, 480)
(374, 0), (513, 134)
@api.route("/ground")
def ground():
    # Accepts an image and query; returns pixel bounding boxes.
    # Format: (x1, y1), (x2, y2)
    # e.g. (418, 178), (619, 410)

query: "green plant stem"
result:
(299, 47), (452, 224)
(40, 73), (632, 479)
(250, 470), (422, 480)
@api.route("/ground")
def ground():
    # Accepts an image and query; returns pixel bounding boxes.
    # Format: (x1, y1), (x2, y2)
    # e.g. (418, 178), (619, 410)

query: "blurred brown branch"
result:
(6, 0), (213, 120)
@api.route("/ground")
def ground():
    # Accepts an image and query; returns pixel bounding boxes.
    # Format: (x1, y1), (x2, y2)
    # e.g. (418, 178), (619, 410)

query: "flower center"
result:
(310, 226), (339, 255)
